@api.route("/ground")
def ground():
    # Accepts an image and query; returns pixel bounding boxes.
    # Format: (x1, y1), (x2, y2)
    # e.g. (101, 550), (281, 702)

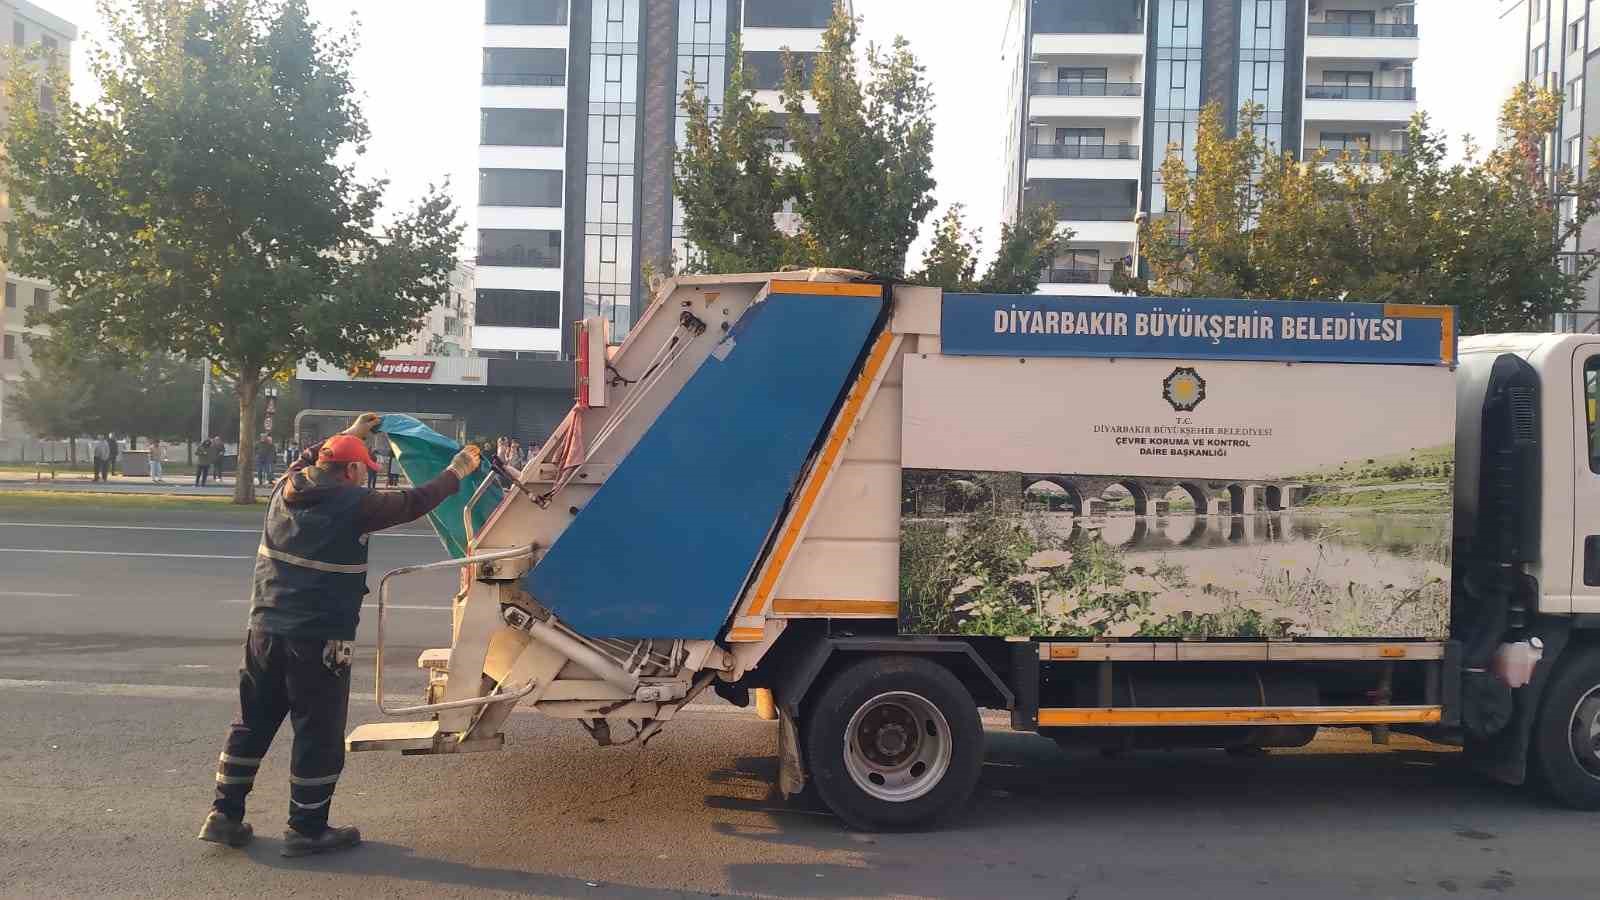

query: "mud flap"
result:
(778, 706), (808, 799)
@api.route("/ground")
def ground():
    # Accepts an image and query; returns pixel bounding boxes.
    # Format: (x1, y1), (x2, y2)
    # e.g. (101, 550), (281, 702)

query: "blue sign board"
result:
(941, 294), (1456, 366)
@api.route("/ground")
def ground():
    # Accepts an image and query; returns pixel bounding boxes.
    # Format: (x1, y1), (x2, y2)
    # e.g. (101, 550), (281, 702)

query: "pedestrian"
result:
(213, 437), (229, 485)
(194, 438), (213, 487)
(384, 443), (399, 488)
(92, 435), (110, 482)
(198, 413), (481, 857)
(150, 439), (166, 484)
(256, 435), (275, 487)
(365, 443), (381, 490)
(506, 440), (523, 472)
(106, 433), (120, 478)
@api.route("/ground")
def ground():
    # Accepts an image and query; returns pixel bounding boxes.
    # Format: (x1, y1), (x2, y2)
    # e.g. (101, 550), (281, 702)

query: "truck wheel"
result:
(803, 655), (983, 831)
(1533, 651), (1600, 810)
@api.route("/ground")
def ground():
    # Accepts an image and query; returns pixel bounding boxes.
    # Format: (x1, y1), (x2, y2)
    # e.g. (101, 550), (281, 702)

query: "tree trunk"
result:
(68, 438), (77, 467)
(233, 374), (260, 504)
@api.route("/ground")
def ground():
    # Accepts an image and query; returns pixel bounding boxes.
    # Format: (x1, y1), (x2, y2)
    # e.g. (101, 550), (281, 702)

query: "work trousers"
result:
(212, 630), (351, 836)
(195, 465), (210, 487)
(93, 459), (109, 481)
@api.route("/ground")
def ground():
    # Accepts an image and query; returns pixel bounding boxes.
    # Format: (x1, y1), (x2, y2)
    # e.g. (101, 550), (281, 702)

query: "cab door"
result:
(1570, 347), (1600, 612)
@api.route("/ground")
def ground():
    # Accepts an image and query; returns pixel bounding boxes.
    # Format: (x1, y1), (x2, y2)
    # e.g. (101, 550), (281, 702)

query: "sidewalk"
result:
(0, 471), (265, 496)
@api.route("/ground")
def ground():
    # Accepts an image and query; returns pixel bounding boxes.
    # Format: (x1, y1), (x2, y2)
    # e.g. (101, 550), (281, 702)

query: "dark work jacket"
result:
(247, 442), (460, 641)
(249, 475), (371, 640)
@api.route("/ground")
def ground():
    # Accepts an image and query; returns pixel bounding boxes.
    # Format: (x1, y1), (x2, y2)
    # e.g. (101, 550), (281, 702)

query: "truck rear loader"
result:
(346, 271), (1600, 831)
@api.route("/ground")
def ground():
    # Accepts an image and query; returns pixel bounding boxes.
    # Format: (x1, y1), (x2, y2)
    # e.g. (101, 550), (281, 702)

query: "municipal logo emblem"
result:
(1163, 367), (1206, 412)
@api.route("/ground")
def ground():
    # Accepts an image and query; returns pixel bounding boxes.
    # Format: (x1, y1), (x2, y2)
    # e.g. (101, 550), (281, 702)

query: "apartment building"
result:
(384, 265), (477, 359)
(476, 0), (835, 360)
(1500, 0), (1600, 331)
(1003, 0), (1419, 295)
(1, 0), (75, 461)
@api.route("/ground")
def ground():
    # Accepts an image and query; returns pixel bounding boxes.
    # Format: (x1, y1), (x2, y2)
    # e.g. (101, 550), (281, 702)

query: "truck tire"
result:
(1532, 650), (1600, 810)
(802, 655), (984, 831)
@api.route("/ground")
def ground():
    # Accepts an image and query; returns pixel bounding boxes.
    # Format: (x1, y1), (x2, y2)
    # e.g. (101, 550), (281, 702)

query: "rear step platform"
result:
(346, 721), (505, 756)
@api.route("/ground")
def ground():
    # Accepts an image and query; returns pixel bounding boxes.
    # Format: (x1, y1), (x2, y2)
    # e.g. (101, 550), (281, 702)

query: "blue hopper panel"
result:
(525, 289), (883, 639)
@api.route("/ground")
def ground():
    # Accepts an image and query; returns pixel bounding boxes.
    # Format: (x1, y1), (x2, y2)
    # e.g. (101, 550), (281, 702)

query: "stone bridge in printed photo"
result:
(1015, 475), (1306, 517)
(911, 475), (1308, 519)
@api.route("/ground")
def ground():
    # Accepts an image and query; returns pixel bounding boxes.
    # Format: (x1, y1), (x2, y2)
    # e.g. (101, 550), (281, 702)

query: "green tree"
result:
(3, 0), (463, 502)
(672, 36), (790, 274)
(1117, 85), (1600, 333)
(910, 202), (1072, 293)
(781, 12), (936, 277)
(675, 4), (1070, 291)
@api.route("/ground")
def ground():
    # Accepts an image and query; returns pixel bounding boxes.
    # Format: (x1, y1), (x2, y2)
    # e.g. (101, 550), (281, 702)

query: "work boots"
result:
(197, 811), (254, 847)
(280, 824), (361, 858)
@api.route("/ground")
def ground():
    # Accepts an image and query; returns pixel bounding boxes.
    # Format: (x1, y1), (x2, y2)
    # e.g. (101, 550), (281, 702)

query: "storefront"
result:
(296, 355), (574, 449)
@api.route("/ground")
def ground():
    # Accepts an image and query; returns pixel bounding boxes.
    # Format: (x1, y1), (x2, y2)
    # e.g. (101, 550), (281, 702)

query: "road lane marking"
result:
(0, 522), (434, 538)
(0, 591), (80, 598)
(0, 548), (252, 560)
(0, 678), (238, 701)
(216, 598), (453, 612)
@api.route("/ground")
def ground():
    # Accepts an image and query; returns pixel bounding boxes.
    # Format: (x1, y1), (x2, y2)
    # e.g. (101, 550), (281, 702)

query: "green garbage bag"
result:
(379, 414), (503, 558)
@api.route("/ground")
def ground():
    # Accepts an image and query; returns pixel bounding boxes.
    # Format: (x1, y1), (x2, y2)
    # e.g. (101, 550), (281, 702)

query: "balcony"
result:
(1043, 267), (1113, 284)
(1026, 143), (1140, 181)
(1032, 18), (1144, 57)
(1306, 22), (1418, 60)
(1029, 143), (1139, 159)
(483, 73), (564, 86)
(1308, 23), (1417, 37)
(1304, 84), (1416, 123)
(1311, 147), (1405, 165)
(1029, 81), (1143, 119)
(1036, 204), (1138, 243)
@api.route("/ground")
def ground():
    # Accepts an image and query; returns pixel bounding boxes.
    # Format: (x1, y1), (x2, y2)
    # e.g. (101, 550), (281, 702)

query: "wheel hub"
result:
(842, 691), (954, 803)
(1569, 689), (1600, 780)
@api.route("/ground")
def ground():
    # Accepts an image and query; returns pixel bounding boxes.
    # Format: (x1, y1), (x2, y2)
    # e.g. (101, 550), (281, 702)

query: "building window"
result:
(483, 48), (566, 86)
(33, 288), (49, 310)
(1054, 127), (1106, 147)
(2, 334), (14, 360)
(1056, 67), (1108, 95)
(601, 174), (619, 203)
(743, 0), (833, 29)
(1320, 131), (1371, 150)
(744, 51), (816, 91)
(486, 0), (569, 26)
(3, 281), (14, 308)
(1570, 77), (1584, 111)
(475, 289), (561, 328)
(479, 168), (564, 207)
(602, 114), (621, 143)
(477, 229), (562, 268)
(41, 34), (57, 52)
(1534, 1), (1544, 23)
(12, 22), (23, 46)
(606, 0), (624, 22)
(1570, 136), (1584, 169)
(1572, 19), (1585, 49)
(481, 108), (565, 146)
(1532, 44), (1547, 76)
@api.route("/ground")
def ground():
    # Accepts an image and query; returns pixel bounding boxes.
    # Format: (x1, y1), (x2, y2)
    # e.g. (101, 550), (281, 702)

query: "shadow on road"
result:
(706, 730), (1563, 898)
(238, 839), (699, 897)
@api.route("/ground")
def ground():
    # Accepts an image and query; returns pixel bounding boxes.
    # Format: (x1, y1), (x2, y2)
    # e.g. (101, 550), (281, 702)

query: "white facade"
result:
(0, 1), (76, 461)
(386, 265), (477, 359)
(476, 1), (570, 357)
(1006, 1), (1421, 295)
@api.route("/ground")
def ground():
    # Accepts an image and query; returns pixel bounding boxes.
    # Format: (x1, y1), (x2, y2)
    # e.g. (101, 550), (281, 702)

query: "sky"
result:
(39, 0), (1509, 267)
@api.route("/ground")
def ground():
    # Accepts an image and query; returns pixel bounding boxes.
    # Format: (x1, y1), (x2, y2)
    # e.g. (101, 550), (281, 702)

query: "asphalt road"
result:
(1, 502), (1597, 899)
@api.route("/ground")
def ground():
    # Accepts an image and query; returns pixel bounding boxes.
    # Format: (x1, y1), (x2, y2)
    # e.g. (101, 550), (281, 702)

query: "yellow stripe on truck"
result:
(746, 329), (896, 617)
(1036, 706), (1443, 727)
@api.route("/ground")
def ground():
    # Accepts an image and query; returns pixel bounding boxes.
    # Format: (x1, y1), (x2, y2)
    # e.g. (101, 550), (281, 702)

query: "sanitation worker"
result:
(198, 413), (481, 856)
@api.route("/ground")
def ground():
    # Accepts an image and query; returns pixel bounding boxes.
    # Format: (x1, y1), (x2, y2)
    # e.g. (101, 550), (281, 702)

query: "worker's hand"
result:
(342, 412), (381, 439)
(447, 444), (482, 481)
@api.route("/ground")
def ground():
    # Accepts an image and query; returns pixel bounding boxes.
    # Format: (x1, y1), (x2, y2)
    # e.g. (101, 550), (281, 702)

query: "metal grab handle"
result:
(375, 546), (536, 717)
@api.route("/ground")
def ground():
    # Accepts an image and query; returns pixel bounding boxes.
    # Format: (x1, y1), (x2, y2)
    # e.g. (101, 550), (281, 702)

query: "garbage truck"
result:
(347, 270), (1600, 830)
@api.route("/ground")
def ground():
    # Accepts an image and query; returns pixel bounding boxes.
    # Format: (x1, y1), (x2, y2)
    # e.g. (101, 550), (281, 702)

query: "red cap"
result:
(319, 435), (380, 472)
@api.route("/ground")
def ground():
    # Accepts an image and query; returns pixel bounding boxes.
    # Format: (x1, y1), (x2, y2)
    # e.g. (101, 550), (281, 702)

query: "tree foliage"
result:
(2, 0), (463, 501)
(908, 202), (1071, 294)
(673, 4), (1066, 290)
(1116, 85), (1600, 333)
